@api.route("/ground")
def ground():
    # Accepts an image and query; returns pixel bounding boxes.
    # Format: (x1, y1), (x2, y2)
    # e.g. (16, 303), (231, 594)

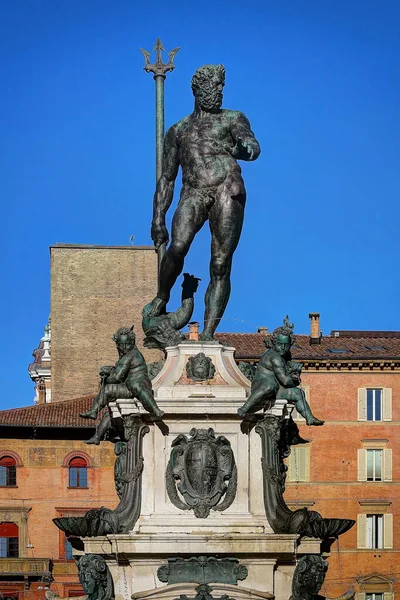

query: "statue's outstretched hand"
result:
(151, 219), (169, 250)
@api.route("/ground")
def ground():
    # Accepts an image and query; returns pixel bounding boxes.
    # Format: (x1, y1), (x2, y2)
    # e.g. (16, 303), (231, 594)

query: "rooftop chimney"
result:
(309, 312), (321, 345)
(257, 327), (269, 335)
(188, 322), (199, 341)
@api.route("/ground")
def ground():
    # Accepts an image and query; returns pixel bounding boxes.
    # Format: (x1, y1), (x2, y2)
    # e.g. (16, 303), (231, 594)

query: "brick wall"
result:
(285, 370), (400, 598)
(50, 245), (161, 402)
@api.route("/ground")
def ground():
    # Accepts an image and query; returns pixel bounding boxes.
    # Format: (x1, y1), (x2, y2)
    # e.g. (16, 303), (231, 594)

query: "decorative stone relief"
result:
(186, 353), (215, 381)
(114, 441), (127, 500)
(157, 557), (248, 584)
(166, 428), (237, 518)
(290, 555), (328, 600)
(78, 554), (114, 600)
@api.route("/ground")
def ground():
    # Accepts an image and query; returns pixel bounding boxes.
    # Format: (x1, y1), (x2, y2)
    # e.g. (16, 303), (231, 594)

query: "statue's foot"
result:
(79, 409), (98, 420)
(148, 296), (167, 317)
(306, 416), (325, 426)
(237, 406), (248, 418)
(84, 435), (101, 445)
(153, 408), (165, 419)
(199, 331), (214, 342)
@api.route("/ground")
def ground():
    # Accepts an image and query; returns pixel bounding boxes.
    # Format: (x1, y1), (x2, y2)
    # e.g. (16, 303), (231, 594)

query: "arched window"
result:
(0, 456), (17, 487)
(69, 457), (88, 488)
(0, 522), (19, 557)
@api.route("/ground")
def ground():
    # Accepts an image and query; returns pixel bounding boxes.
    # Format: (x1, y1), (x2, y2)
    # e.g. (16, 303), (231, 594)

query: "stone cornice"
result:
(292, 359), (400, 372)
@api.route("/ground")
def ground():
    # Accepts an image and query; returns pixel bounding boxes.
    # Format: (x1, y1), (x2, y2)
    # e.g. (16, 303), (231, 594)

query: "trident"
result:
(140, 38), (180, 277)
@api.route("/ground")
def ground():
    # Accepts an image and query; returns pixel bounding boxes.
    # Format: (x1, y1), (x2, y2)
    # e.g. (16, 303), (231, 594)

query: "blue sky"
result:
(1, 0), (399, 409)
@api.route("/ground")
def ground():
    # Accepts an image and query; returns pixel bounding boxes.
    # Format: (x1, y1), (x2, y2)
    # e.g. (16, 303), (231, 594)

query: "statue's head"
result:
(186, 352), (216, 381)
(271, 316), (295, 356)
(292, 555), (328, 600)
(78, 554), (114, 600)
(112, 326), (135, 356)
(191, 64), (225, 112)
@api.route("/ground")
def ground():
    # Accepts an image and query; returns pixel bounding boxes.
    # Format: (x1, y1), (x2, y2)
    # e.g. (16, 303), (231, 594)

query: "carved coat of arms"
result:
(166, 428), (237, 518)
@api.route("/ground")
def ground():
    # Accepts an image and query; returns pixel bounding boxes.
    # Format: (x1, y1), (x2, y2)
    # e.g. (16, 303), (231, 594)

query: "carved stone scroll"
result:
(54, 415), (149, 536)
(255, 415), (355, 539)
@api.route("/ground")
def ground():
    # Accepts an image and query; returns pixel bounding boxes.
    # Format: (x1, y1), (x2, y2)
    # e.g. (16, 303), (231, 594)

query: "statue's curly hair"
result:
(191, 64), (225, 92)
(78, 554), (114, 600)
(271, 315), (295, 347)
(112, 325), (135, 343)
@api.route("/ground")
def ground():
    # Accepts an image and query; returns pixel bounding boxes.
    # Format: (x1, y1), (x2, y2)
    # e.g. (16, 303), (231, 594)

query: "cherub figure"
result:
(80, 326), (164, 442)
(237, 316), (324, 426)
(142, 273), (200, 349)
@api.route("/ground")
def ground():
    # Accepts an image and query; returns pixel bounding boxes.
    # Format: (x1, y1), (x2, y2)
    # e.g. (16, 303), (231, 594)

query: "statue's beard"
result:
(196, 90), (223, 112)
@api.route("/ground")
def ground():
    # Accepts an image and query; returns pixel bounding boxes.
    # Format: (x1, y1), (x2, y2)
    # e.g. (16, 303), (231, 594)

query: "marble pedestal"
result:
(84, 342), (321, 600)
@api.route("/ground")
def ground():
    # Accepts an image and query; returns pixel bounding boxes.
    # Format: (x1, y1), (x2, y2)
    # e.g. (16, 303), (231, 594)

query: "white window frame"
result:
(357, 512), (393, 549)
(366, 449), (382, 481)
(366, 389), (383, 421)
(366, 594), (384, 600)
(358, 388), (392, 422)
(366, 513), (383, 549)
(358, 442), (392, 482)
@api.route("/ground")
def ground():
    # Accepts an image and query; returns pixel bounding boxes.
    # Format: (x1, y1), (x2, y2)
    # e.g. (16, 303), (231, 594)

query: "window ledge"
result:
(0, 485), (18, 488)
(67, 487), (89, 490)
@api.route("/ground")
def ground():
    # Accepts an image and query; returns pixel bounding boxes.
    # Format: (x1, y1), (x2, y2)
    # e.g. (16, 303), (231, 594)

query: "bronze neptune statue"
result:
(149, 64), (260, 340)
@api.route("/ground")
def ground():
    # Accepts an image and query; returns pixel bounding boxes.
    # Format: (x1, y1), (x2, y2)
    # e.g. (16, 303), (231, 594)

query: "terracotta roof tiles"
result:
(216, 333), (400, 360)
(0, 395), (96, 428)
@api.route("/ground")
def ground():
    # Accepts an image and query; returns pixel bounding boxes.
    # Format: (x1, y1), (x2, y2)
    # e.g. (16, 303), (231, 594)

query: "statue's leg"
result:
(130, 378), (164, 419)
(157, 186), (207, 303)
(237, 378), (278, 417)
(201, 182), (245, 340)
(85, 411), (111, 445)
(80, 383), (130, 420)
(279, 388), (324, 426)
(80, 381), (108, 419)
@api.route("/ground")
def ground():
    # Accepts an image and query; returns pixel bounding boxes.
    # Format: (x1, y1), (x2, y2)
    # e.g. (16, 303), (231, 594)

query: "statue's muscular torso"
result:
(110, 347), (149, 384)
(172, 109), (246, 189)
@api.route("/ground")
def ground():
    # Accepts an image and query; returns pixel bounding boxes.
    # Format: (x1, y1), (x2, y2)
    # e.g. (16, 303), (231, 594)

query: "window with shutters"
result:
(357, 509), (393, 549)
(68, 457), (88, 488)
(0, 456), (17, 487)
(286, 446), (309, 482)
(358, 441), (392, 482)
(358, 388), (392, 422)
(0, 523), (19, 557)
